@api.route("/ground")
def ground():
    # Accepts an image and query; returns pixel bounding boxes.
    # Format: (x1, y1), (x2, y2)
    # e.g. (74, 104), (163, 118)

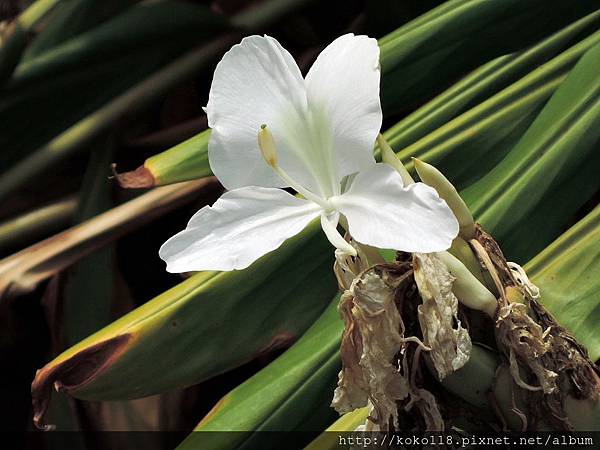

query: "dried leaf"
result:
(413, 252), (472, 380)
(332, 266), (410, 429)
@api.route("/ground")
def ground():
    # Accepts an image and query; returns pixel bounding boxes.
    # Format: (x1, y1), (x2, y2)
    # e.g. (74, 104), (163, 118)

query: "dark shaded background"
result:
(0, 1), (598, 449)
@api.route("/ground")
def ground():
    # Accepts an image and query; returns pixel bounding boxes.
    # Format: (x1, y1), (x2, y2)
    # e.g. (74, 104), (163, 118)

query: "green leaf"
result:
(122, 8), (600, 188)
(31, 221), (337, 427)
(378, 0), (600, 114)
(386, 14), (600, 186)
(463, 41), (600, 261)
(23, 0), (140, 60)
(29, 4), (600, 434)
(32, 30), (600, 427)
(303, 407), (368, 450)
(0, 0), (63, 85)
(0, 179), (216, 304)
(0, 196), (76, 257)
(185, 204), (600, 449)
(0, 0), (316, 203)
(63, 137), (116, 346)
(526, 205), (600, 361)
(176, 297), (342, 450)
(0, 1), (226, 171)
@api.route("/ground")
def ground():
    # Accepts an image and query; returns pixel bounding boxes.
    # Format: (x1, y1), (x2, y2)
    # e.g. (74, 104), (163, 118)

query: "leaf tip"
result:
(110, 163), (156, 189)
(31, 334), (133, 430)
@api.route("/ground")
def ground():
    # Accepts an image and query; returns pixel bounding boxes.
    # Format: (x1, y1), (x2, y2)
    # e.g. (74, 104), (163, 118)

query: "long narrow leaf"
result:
(176, 298), (342, 450)
(31, 221), (337, 428)
(119, 11), (600, 188)
(526, 205), (600, 360)
(0, 0), (316, 203)
(463, 41), (600, 261)
(0, 179), (218, 301)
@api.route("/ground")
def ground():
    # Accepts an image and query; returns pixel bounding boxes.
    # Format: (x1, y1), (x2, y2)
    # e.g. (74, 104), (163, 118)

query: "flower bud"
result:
(437, 251), (498, 317)
(376, 134), (414, 186)
(413, 158), (476, 239)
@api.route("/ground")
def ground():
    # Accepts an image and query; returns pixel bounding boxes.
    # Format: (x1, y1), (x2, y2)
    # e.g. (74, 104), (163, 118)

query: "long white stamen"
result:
(258, 125), (331, 210)
(274, 165), (331, 209)
(321, 213), (357, 256)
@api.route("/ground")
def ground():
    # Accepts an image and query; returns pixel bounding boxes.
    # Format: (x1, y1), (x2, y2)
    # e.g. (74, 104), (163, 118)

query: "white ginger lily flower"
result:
(160, 34), (458, 272)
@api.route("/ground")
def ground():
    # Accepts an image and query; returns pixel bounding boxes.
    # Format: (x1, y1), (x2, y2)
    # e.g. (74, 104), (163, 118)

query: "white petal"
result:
(206, 35), (310, 191)
(206, 35), (338, 197)
(331, 164), (459, 253)
(305, 34), (382, 182)
(159, 187), (321, 272)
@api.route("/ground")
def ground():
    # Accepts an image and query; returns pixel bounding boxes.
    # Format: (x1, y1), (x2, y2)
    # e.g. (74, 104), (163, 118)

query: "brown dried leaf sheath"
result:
(413, 252), (472, 380)
(332, 266), (409, 429)
(474, 227), (600, 430)
(332, 260), (447, 431)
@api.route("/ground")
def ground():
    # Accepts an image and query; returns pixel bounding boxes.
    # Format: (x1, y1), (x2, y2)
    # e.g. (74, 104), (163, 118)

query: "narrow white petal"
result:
(332, 164), (459, 253)
(305, 34), (382, 183)
(159, 187), (321, 272)
(206, 35), (312, 190)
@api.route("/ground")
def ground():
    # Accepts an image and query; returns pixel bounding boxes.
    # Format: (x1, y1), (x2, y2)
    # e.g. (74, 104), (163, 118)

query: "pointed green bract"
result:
(413, 158), (475, 238)
(377, 134), (414, 185)
(145, 131), (212, 186)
